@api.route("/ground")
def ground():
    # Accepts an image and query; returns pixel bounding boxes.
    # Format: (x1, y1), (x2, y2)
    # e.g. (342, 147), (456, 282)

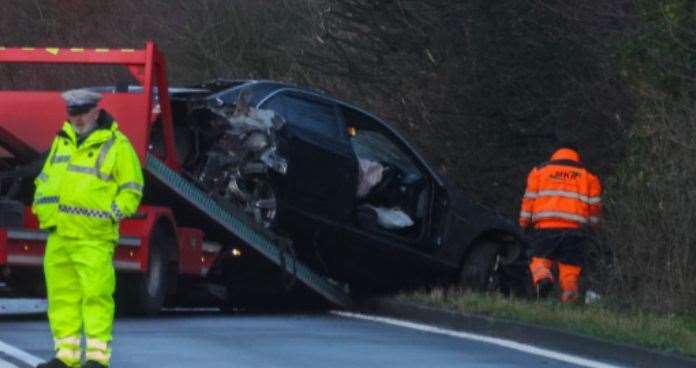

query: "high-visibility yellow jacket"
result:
(32, 110), (144, 241)
(519, 148), (602, 230)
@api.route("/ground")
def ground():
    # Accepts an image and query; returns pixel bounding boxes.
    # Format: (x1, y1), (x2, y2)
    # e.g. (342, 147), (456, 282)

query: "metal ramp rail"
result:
(146, 154), (353, 307)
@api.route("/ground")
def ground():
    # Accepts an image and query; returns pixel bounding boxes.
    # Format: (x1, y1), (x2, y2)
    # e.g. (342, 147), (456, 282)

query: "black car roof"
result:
(231, 81), (445, 187)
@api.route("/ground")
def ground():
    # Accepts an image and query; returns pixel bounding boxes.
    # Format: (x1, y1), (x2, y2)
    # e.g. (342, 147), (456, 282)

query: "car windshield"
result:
(210, 82), (290, 108)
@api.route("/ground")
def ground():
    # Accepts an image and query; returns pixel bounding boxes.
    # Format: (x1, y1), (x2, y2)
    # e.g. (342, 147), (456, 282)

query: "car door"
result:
(259, 91), (358, 223)
(330, 106), (448, 286)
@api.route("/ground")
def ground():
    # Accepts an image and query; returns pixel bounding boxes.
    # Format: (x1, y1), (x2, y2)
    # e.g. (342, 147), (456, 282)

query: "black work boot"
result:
(35, 359), (69, 368)
(82, 361), (108, 368)
(536, 278), (553, 299)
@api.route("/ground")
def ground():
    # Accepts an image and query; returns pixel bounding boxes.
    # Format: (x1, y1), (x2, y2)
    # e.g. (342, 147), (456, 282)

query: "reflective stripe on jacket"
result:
(32, 110), (144, 240)
(519, 148), (602, 230)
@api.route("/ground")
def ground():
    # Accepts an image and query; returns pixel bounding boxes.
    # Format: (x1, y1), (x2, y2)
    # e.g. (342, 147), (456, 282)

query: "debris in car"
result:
(362, 205), (414, 229)
(192, 91), (286, 227)
(356, 158), (384, 198)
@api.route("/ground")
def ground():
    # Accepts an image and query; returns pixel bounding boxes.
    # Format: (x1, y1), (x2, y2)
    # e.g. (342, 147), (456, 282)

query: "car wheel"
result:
(459, 241), (502, 292)
(118, 227), (170, 315)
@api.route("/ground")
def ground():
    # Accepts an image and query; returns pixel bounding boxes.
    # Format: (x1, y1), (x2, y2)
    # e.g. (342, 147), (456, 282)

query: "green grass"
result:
(393, 288), (696, 357)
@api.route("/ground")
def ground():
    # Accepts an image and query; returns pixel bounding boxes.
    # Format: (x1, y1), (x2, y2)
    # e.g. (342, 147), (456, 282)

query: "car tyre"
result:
(459, 241), (502, 292)
(118, 227), (170, 315)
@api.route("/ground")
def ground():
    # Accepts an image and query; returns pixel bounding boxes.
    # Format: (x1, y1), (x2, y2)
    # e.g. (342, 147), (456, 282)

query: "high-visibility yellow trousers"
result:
(44, 233), (115, 367)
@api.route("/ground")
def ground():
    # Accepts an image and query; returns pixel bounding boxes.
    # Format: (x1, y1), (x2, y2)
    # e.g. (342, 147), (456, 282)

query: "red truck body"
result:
(0, 43), (216, 304)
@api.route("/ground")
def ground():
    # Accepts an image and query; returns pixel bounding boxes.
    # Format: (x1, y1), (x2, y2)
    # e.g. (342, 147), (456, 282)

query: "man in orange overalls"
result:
(519, 145), (602, 302)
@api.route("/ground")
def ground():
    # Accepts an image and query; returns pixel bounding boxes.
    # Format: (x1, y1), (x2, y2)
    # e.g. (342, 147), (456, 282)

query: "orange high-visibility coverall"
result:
(519, 148), (602, 302)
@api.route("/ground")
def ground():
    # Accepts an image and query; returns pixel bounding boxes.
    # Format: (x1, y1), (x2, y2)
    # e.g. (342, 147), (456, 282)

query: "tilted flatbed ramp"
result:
(146, 154), (353, 307)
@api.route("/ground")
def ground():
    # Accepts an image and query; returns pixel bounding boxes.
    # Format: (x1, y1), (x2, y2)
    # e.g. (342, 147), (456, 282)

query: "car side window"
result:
(281, 94), (341, 139)
(352, 130), (423, 181)
(341, 107), (423, 180)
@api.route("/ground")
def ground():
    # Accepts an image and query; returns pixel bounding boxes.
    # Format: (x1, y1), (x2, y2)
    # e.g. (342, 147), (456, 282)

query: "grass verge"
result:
(393, 288), (696, 357)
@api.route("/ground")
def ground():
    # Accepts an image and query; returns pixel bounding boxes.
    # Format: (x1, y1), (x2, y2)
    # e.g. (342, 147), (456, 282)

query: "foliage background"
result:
(1, 0), (693, 313)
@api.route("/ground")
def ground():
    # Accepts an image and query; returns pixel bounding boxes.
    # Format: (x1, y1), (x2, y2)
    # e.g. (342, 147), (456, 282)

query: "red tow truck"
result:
(0, 42), (351, 313)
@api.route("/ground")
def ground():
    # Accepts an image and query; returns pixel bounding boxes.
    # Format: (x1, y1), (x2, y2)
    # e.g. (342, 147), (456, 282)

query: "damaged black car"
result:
(152, 80), (530, 295)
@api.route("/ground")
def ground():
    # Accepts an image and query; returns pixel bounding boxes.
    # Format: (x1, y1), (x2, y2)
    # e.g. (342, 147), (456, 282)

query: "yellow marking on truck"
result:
(45, 48), (59, 55)
(121, 49), (135, 52)
(95, 48), (109, 52)
(70, 48), (84, 52)
(21, 47), (35, 51)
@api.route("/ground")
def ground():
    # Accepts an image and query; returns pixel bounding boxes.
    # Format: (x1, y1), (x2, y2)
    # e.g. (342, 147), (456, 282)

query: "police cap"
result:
(61, 89), (102, 115)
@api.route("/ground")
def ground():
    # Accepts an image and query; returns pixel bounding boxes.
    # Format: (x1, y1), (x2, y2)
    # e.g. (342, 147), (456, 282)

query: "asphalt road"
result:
(0, 300), (623, 368)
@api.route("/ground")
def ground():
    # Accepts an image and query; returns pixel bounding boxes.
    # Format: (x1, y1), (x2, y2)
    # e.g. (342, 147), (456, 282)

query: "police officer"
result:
(519, 145), (602, 303)
(33, 89), (144, 368)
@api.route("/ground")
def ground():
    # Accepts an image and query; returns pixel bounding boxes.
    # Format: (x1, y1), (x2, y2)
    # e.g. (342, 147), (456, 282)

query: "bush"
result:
(600, 96), (696, 313)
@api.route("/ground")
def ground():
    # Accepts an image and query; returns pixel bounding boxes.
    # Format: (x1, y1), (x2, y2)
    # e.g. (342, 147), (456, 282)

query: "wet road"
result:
(0, 300), (621, 368)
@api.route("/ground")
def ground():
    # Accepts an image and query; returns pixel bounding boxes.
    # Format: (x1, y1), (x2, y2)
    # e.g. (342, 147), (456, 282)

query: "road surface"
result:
(0, 300), (625, 368)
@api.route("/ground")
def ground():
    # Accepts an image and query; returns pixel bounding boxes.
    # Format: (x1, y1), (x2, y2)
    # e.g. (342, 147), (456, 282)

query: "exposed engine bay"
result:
(154, 92), (288, 228)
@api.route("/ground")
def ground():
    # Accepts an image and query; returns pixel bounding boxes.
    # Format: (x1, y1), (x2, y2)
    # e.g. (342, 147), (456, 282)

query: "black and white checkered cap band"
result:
(59, 204), (112, 219)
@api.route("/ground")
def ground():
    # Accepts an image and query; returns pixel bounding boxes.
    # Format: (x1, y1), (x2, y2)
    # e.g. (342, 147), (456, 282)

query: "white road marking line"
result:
(331, 311), (625, 368)
(0, 339), (43, 367)
(0, 359), (18, 368)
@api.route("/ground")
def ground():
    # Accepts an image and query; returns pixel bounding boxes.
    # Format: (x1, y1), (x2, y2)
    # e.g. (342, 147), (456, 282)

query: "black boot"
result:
(82, 361), (108, 368)
(536, 278), (553, 299)
(36, 359), (69, 368)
